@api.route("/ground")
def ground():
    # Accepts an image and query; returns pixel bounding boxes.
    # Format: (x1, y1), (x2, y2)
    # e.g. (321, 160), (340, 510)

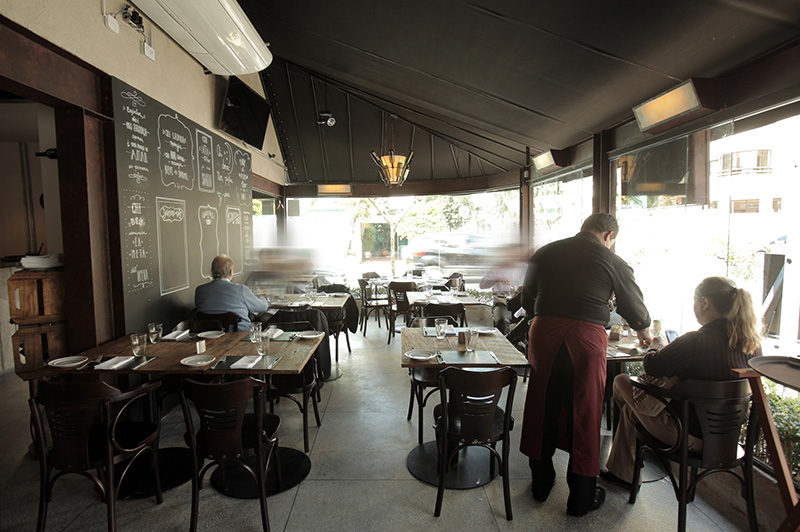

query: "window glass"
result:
(531, 172), (594, 250)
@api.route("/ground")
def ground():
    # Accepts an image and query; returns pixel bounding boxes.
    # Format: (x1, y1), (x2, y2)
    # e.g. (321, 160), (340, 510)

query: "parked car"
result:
(408, 233), (509, 284)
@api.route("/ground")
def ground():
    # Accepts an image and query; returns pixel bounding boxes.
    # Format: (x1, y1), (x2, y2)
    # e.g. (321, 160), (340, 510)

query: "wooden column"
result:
(55, 107), (115, 352)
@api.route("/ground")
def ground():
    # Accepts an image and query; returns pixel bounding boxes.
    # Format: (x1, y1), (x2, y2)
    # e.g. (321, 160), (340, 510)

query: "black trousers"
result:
(529, 342), (597, 513)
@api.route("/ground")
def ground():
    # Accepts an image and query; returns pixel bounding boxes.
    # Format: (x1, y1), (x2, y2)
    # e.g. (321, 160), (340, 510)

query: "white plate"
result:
(197, 330), (225, 339)
(405, 350), (436, 360)
(289, 302), (307, 307)
(295, 331), (324, 339)
(474, 326), (497, 334)
(48, 356), (88, 368)
(180, 355), (216, 367)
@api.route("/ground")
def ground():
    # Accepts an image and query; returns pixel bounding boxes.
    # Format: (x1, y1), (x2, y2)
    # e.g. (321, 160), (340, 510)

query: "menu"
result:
(112, 77), (253, 332)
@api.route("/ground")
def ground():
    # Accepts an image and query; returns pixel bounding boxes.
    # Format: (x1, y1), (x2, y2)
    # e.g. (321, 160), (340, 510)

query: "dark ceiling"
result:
(241, 0), (800, 186)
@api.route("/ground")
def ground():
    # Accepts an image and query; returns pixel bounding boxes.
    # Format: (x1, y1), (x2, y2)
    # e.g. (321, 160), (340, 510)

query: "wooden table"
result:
(401, 327), (527, 489)
(22, 331), (323, 500)
(19, 331), (322, 380)
(733, 363), (800, 532)
(406, 291), (483, 308)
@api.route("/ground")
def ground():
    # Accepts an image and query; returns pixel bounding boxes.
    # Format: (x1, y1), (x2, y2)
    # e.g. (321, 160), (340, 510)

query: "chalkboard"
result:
(112, 77), (254, 333)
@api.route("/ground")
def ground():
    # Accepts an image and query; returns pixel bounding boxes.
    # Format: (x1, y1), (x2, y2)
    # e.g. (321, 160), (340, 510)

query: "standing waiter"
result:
(520, 213), (652, 516)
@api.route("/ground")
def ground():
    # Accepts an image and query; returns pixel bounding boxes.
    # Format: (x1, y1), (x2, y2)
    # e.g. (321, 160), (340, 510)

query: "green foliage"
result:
(252, 199), (263, 216)
(764, 383), (800, 479)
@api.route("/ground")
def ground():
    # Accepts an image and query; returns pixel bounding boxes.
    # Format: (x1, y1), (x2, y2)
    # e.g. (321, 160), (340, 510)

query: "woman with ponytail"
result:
(601, 276), (762, 489)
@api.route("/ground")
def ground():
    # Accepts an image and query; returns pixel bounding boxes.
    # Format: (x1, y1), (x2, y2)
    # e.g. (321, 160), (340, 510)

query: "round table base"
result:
(326, 366), (343, 381)
(210, 447), (311, 498)
(407, 441), (498, 489)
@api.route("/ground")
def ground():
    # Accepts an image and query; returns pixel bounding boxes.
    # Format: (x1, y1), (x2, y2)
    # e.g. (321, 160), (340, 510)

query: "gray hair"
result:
(211, 254), (233, 279)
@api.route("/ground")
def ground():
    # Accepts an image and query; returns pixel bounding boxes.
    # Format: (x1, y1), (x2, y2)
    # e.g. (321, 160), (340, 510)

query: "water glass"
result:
(435, 318), (448, 340)
(465, 328), (475, 352)
(257, 333), (270, 356)
(131, 333), (147, 357)
(249, 322), (262, 343)
(147, 322), (162, 344)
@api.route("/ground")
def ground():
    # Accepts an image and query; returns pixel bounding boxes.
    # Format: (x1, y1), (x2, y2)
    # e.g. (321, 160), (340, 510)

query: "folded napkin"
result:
(266, 328), (284, 339)
(162, 329), (191, 341)
(230, 356), (260, 369)
(95, 356), (135, 370)
(20, 253), (64, 269)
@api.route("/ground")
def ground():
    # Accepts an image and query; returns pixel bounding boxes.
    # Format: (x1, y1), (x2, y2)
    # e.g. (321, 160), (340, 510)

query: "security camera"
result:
(317, 111), (335, 127)
(122, 7), (143, 29)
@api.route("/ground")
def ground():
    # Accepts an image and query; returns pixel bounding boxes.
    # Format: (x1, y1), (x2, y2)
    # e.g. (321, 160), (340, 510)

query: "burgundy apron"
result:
(519, 315), (608, 477)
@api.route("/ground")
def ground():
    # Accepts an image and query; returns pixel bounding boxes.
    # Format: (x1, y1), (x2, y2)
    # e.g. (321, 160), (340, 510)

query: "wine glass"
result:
(131, 333), (147, 357)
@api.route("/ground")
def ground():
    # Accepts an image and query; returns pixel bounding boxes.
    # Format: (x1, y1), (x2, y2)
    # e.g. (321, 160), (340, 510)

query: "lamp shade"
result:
(532, 149), (569, 174)
(370, 150), (414, 187)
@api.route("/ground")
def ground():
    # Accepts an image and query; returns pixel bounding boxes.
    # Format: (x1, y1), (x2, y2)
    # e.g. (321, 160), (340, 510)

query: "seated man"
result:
(195, 254), (268, 332)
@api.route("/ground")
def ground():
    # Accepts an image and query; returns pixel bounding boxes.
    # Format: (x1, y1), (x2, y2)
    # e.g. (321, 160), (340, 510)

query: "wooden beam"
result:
(0, 16), (103, 113)
(252, 173), (283, 196)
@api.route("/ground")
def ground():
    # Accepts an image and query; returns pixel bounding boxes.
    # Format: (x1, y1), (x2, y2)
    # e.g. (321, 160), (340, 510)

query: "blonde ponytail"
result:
(695, 277), (761, 355)
(725, 287), (761, 355)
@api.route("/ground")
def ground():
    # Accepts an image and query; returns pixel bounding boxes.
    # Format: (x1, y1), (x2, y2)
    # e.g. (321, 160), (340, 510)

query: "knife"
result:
(133, 357), (154, 370)
(211, 356), (227, 370)
(266, 356), (283, 370)
(488, 351), (502, 364)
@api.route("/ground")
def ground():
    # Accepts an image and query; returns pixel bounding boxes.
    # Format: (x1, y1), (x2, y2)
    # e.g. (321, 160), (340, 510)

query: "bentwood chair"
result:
(180, 378), (281, 532)
(446, 273), (466, 291)
(424, 302), (468, 327)
(406, 316), (457, 444)
(317, 283), (352, 360)
(387, 281), (418, 344)
(173, 319), (223, 333)
(265, 321), (322, 453)
(30, 378), (163, 532)
(433, 367), (517, 520)
(196, 311), (242, 332)
(628, 377), (758, 532)
(358, 278), (389, 336)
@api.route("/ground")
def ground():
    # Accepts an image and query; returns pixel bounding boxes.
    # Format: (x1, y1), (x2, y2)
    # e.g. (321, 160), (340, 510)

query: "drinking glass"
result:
(147, 322), (162, 344)
(465, 328), (475, 352)
(257, 332), (270, 356)
(249, 322), (262, 343)
(435, 318), (448, 340)
(131, 333), (147, 357)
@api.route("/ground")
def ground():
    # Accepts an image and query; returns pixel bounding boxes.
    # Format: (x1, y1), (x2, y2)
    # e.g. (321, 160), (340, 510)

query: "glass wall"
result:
(530, 170), (594, 250)
(278, 190), (520, 288)
(613, 111), (800, 342)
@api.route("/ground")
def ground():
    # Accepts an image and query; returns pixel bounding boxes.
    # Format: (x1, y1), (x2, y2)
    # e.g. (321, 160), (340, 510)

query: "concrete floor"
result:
(0, 317), (757, 531)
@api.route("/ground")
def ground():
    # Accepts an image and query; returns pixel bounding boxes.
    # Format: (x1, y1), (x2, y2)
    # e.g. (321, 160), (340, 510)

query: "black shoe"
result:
(531, 477), (556, 502)
(600, 470), (633, 491)
(566, 487), (605, 517)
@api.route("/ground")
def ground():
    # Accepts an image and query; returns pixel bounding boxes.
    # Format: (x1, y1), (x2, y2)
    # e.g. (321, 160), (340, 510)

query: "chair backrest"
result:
(272, 320), (315, 332)
(34, 379), (122, 470)
(318, 283), (350, 294)
(410, 316), (458, 328)
(669, 378), (752, 468)
(444, 277), (464, 291)
(438, 367), (517, 444)
(423, 302), (465, 323)
(362, 271), (380, 279)
(410, 269), (425, 277)
(388, 281), (416, 312)
(196, 311), (242, 332)
(358, 278), (373, 303)
(181, 377), (265, 459)
(174, 319), (223, 333)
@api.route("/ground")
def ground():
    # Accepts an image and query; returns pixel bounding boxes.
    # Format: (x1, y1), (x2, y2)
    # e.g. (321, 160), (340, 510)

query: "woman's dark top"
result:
(523, 231), (650, 331)
(644, 318), (761, 380)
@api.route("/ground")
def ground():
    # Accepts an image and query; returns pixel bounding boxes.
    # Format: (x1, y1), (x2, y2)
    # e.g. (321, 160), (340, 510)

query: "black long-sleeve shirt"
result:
(644, 318), (760, 380)
(522, 231), (650, 330)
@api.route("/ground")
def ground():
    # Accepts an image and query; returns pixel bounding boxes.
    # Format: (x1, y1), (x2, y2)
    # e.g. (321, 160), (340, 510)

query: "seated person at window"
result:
(479, 246), (526, 334)
(602, 276), (762, 489)
(195, 254), (268, 332)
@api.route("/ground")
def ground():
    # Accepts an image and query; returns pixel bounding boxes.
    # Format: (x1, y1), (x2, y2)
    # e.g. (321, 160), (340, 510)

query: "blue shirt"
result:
(194, 278), (268, 332)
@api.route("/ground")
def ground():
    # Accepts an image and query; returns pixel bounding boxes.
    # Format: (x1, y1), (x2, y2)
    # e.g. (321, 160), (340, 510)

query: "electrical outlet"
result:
(142, 42), (156, 62)
(104, 14), (119, 33)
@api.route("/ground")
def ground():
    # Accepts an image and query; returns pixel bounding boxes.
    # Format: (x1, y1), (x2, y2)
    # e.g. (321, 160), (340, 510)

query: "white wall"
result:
(0, 0), (284, 185)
